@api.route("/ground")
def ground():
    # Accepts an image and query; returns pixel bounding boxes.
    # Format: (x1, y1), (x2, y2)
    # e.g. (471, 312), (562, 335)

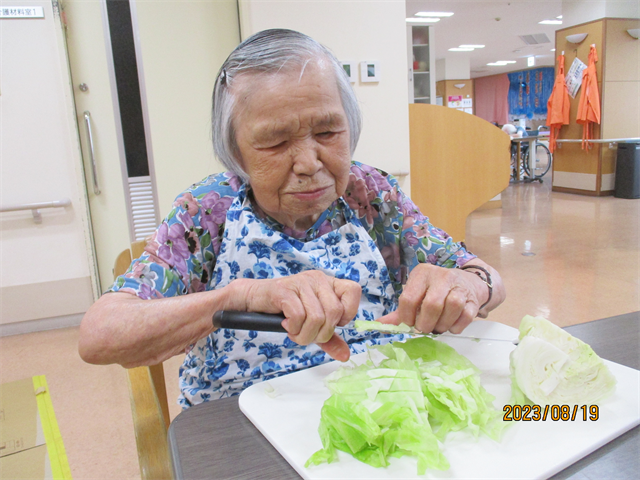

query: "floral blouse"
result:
(110, 161), (475, 299)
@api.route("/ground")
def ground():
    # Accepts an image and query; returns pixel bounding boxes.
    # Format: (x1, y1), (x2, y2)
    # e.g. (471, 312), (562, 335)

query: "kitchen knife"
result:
(212, 310), (519, 344)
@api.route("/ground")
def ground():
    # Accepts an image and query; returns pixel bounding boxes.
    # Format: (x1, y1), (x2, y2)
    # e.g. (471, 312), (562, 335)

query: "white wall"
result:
(134, 0), (241, 216)
(436, 59), (446, 82)
(238, 0), (411, 191)
(0, 0), (95, 331)
(562, 0), (640, 27)
(435, 56), (471, 81)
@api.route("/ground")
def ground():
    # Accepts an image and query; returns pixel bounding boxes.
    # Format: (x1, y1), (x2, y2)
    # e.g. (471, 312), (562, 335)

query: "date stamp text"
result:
(503, 405), (599, 422)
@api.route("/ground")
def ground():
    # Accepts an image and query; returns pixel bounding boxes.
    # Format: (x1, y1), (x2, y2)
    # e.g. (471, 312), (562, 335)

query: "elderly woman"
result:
(79, 29), (505, 407)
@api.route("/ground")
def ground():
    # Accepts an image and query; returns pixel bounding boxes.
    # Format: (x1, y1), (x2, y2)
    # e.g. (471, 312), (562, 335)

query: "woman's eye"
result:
(266, 141), (286, 149)
(317, 131), (335, 139)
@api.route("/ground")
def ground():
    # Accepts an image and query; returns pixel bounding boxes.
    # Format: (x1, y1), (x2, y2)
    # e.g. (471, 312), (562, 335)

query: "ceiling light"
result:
(449, 47), (474, 51)
(557, 15), (563, 19)
(406, 17), (440, 23)
(487, 60), (517, 66)
(459, 45), (485, 48)
(415, 12), (453, 17)
(627, 29), (640, 39)
(539, 20), (563, 25)
(551, 48), (556, 52)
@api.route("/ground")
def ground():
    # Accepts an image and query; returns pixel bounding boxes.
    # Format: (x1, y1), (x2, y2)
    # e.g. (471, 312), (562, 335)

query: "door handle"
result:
(83, 111), (101, 195)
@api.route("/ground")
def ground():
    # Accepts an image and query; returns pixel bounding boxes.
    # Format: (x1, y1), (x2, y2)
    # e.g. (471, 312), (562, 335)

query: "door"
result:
(0, 0), (96, 330)
(62, 0), (129, 293)
(62, 0), (240, 292)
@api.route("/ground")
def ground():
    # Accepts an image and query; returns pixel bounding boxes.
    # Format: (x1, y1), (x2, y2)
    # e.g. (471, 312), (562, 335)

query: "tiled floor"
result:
(1, 180), (638, 480)
(466, 180), (639, 328)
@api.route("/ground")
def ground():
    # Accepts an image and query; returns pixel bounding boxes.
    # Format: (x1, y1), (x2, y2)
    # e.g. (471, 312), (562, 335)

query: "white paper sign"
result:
(0, 6), (44, 18)
(565, 57), (587, 98)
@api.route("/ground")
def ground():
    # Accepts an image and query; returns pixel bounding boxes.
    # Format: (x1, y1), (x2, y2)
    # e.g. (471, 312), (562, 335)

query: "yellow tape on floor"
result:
(32, 376), (72, 480)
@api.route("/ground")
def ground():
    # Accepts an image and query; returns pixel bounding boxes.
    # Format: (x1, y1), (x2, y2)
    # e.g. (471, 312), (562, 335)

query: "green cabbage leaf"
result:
(509, 315), (617, 406)
(354, 319), (415, 334)
(305, 336), (504, 474)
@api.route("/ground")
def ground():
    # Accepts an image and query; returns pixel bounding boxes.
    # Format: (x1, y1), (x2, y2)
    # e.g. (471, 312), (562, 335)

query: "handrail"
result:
(83, 111), (101, 195)
(510, 136), (546, 142)
(555, 137), (640, 148)
(0, 197), (71, 224)
(556, 137), (639, 143)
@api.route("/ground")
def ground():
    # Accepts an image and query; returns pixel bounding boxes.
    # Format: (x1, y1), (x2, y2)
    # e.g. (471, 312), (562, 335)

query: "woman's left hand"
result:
(377, 261), (503, 334)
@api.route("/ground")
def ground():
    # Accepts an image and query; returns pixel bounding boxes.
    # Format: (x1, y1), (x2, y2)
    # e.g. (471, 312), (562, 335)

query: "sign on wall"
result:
(565, 58), (587, 98)
(0, 6), (44, 18)
(448, 95), (463, 108)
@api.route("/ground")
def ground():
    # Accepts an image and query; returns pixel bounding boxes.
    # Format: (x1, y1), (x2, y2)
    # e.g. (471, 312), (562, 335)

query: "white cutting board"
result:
(239, 321), (640, 479)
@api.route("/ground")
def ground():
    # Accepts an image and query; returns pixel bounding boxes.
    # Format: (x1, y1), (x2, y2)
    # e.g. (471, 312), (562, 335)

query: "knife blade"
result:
(212, 311), (519, 344)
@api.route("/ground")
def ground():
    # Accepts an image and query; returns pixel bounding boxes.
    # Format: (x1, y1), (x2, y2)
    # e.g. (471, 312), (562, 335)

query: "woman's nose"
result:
(291, 140), (322, 176)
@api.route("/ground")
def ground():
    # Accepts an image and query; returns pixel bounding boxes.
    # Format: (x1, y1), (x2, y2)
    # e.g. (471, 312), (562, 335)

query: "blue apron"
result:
(179, 188), (405, 406)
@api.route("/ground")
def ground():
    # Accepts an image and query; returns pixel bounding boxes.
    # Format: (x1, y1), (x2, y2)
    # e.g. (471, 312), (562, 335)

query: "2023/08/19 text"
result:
(503, 404), (600, 422)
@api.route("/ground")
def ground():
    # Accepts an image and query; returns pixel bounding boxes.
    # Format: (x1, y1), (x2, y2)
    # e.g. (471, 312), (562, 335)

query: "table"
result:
(168, 311), (639, 480)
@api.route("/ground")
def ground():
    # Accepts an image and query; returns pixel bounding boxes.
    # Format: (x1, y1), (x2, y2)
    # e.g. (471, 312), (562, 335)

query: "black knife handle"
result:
(212, 311), (287, 333)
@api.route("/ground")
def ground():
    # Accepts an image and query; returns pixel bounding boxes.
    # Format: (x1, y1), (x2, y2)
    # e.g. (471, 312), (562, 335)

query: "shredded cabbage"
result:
(354, 319), (414, 334)
(510, 315), (617, 406)
(305, 336), (504, 474)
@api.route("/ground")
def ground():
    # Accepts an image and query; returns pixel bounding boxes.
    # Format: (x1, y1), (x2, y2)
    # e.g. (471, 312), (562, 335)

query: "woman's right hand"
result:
(229, 271), (362, 362)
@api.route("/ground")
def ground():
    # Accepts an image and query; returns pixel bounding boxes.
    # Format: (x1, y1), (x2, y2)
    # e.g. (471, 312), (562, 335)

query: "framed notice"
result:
(360, 61), (380, 83)
(340, 61), (356, 83)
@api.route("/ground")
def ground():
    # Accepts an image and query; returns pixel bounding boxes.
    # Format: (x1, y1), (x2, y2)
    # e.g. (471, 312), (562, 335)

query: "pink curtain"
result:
(474, 74), (509, 125)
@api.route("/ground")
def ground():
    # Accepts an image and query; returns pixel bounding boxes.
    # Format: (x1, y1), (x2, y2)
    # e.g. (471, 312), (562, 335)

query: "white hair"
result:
(502, 124), (517, 135)
(211, 29), (362, 181)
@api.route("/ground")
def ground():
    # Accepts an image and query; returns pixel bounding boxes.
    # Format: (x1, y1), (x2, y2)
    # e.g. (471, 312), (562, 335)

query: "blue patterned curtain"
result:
(507, 67), (554, 119)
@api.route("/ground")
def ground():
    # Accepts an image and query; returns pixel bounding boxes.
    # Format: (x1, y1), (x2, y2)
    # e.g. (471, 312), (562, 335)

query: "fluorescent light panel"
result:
(449, 48), (474, 51)
(487, 61), (517, 66)
(539, 20), (563, 25)
(406, 17), (440, 23)
(415, 12), (453, 17)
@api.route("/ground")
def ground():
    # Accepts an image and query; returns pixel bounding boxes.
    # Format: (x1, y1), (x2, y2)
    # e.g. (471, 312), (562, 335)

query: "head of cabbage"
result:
(510, 316), (616, 406)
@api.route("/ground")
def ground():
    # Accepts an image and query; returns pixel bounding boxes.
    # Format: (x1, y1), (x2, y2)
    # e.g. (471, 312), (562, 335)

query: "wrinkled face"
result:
(231, 59), (351, 231)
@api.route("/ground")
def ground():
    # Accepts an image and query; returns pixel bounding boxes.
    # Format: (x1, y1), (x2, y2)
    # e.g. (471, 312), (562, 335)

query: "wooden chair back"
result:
(114, 240), (173, 479)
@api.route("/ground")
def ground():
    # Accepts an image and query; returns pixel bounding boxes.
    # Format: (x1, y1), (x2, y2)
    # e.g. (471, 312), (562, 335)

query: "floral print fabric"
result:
(109, 161), (476, 405)
(111, 161), (475, 299)
(178, 192), (404, 404)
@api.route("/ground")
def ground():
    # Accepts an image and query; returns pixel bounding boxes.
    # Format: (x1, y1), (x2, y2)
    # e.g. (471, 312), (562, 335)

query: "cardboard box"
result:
(0, 376), (71, 479)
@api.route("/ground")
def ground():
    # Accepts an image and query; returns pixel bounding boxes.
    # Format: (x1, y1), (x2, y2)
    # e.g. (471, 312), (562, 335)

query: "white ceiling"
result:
(406, 0), (564, 78)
